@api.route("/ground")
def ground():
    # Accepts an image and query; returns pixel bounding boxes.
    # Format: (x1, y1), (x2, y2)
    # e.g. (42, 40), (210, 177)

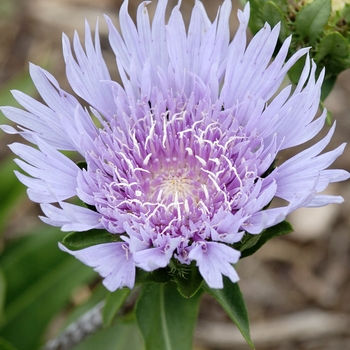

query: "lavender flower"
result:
(1, 0), (348, 291)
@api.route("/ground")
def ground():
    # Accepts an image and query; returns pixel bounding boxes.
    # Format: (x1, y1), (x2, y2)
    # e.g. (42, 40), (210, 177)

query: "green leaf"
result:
(135, 267), (172, 285)
(288, 54), (307, 84)
(172, 261), (203, 299)
(240, 220), (293, 259)
(235, 232), (262, 252)
(76, 161), (88, 170)
(295, 0), (332, 42)
(0, 268), (6, 324)
(72, 316), (143, 350)
(314, 32), (350, 77)
(0, 227), (97, 350)
(0, 337), (17, 350)
(135, 261), (203, 298)
(326, 107), (333, 126)
(315, 32), (349, 61)
(0, 227), (66, 305)
(61, 229), (122, 250)
(321, 76), (337, 101)
(203, 278), (253, 348)
(103, 288), (131, 328)
(248, 0), (266, 34)
(262, 1), (288, 40)
(135, 282), (202, 350)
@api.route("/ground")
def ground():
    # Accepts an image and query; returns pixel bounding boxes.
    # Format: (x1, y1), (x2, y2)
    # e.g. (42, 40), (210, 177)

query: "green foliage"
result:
(287, 54), (308, 87)
(72, 316), (143, 350)
(103, 288), (131, 328)
(315, 32), (350, 79)
(203, 278), (254, 348)
(135, 282), (202, 350)
(248, 0), (288, 34)
(171, 261), (203, 299)
(61, 229), (122, 250)
(0, 227), (97, 350)
(262, 1), (288, 40)
(315, 32), (349, 62)
(234, 220), (294, 259)
(0, 337), (17, 350)
(246, 0), (350, 100)
(295, 0), (332, 43)
(343, 4), (350, 22)
(137, 260), (204, 298)
(0, 269), (5, 324)
(135, 267), (172, 285)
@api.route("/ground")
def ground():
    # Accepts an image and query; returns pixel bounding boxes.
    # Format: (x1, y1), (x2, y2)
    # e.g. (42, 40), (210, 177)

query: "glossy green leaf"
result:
(61, 229), (122, 250)
(103, 288), (131, 328)
(295, 0), (332, 42)
(136, 282), (202, 350)
(240, 220), (293, 259)
(0, 227), (97, 350)
(203, 278), (253, 348)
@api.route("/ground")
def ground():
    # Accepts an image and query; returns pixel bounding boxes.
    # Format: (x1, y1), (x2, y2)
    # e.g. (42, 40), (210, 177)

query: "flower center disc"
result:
(149, 168), (205, 208)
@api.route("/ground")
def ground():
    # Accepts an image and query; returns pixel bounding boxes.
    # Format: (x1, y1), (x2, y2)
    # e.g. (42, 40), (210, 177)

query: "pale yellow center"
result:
(149, 169), (206, 207)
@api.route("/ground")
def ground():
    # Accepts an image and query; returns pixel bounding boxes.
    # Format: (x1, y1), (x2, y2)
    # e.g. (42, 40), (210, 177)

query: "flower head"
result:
(1, 0), (348, 291)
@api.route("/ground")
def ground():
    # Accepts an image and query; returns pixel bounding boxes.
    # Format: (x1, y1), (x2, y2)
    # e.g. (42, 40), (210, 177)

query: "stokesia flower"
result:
(1, 0), (349, 291)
